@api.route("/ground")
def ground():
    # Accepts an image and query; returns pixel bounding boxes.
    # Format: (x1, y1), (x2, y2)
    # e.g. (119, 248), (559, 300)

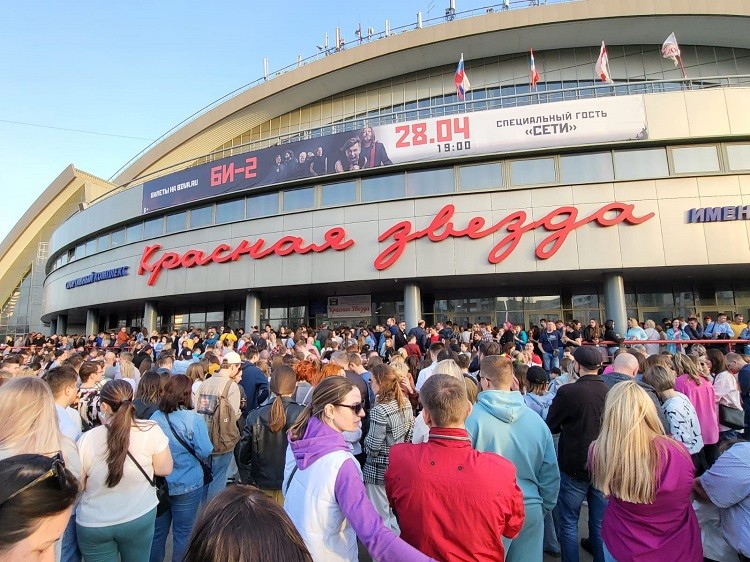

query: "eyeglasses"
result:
(0, 452), (66, 505)
(335, 402), (364, 415)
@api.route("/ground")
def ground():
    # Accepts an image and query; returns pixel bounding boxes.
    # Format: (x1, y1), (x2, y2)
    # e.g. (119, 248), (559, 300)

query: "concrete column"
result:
(49, 317), (57, 336)
(85, 309), (99, 336)
(403, 282), (422, 331)
(57, 314), (68, 336)
(144, 301), (158, 335)
(245, 291), (261, 333)
(603, 273), (627, 335)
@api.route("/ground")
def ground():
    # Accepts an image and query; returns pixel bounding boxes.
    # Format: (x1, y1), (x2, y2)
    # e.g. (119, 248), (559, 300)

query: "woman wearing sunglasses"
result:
(0, 453), (79, 562)
(76, 379), (173, 562)
(283, 376), (432, 562)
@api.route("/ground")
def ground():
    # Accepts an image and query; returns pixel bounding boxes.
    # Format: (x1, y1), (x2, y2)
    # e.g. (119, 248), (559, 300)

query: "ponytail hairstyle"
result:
(288, 376), (354, 442)
(268, 366), (298, 433)
(100, 379), (137, 487)
(370, 363), (407, 408)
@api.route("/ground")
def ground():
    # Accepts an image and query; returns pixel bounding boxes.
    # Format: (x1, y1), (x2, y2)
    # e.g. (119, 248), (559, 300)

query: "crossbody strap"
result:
(284, 465), (299, 495)
(127, 451), (154, 487)
(165, 413), (203, 463)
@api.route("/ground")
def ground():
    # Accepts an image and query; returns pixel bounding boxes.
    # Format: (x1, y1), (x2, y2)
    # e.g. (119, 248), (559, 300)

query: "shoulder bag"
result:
(165, 414), (213, 486)
(715, 375), (745, 431)
(127, 451), (171, 516)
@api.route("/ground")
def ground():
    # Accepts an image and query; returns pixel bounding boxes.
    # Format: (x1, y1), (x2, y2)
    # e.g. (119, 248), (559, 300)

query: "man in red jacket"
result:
(385, 374), (525, 561)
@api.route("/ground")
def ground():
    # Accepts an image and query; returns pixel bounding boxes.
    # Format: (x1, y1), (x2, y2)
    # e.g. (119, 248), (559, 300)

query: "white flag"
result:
(595, 41), (613, 83)
(661, 32), (681, 67)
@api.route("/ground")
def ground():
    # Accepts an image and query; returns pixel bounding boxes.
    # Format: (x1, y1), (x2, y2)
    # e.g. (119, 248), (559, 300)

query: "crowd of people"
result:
(0, 314), (748, 562)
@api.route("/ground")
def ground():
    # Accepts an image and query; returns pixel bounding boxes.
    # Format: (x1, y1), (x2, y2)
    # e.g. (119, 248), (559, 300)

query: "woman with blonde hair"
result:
(589, 381), (701, 561)
(119, 357), (139, 393)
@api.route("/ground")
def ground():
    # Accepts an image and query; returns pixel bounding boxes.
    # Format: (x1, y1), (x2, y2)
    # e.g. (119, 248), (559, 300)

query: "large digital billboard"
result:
(141, 95), (647, 214)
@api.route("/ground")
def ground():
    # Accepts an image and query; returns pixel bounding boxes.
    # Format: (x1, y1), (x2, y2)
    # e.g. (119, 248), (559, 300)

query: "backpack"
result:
(209, 380), (241, 454)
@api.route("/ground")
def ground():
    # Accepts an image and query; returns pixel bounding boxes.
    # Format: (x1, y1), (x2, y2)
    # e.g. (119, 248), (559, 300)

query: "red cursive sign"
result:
(374, 203), (655, 270)
(138, 228), (354, 286)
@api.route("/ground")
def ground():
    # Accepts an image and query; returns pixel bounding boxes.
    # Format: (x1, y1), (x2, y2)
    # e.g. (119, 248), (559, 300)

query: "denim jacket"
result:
(151, 408), (214, 496)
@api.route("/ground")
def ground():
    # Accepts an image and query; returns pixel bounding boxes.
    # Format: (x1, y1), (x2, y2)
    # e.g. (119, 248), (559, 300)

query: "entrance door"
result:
(447, 315), (493, 330)
(525, 311), (563, 331)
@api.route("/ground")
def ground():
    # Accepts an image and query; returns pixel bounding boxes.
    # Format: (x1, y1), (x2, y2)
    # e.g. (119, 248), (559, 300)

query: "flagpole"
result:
(677, 54), (687, 80)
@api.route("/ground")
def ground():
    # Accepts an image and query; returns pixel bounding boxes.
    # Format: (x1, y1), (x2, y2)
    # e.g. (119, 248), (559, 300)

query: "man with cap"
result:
(195, 350), (243, 500)
(466, 356), (559, 562)
(546, 346), (609, 562)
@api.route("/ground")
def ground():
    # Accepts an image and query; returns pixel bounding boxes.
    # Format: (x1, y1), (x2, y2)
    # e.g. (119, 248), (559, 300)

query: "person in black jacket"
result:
(236, 365), (305, 505)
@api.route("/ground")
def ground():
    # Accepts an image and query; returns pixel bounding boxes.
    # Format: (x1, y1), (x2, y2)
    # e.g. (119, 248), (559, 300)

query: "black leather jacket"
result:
(236, 397), (306, 489)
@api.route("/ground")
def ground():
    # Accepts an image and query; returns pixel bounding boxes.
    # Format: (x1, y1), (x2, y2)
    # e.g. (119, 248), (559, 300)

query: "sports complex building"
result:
(2, 0), (750, 339)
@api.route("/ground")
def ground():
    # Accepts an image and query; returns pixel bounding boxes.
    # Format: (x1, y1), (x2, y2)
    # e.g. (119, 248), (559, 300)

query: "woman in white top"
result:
(706, 349), (743, 440)
(643, 319), (662, 356)
(77, 379), (173, 562)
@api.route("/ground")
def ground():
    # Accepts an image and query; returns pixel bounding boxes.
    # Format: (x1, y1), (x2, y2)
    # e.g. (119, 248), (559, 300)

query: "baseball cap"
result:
(223, 351), (242, 365)
(573, 346), (602, 370)
(526, 366), (550, 384)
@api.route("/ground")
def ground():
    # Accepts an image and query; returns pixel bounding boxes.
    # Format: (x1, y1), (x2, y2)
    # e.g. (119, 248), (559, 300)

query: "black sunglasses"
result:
(335, 402), (364, 415)
(0, 452), (66, 505)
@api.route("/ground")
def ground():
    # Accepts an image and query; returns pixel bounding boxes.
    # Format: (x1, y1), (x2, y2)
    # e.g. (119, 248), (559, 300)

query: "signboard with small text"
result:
(327, 295), (373, 319)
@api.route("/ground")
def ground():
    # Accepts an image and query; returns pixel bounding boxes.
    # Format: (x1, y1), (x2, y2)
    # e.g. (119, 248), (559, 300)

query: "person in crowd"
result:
(643, 319), (662, 356)
(466, 356), (559, 562)
(546, 346), (609, 562)
(725, 353), (750, 437)
(665, 318), (690, 354)
(540, 320), (562, 372)
(707, 348), (743, 442)
(44, 365), (83, 442)
(523, 365), (556, 422)
(386, 374), (525, 560)
(119, 355), (139, 394)
(76, 379), (173, 562)
(292, 360), (318, 406)
(415, 342), (445, 391)
(184, 485), (312, 562)
(673, 353), (720, 464)
(150, 375), (213, 562)
(602, 320), (624, 359)
(0, 453), (79, 562)
(590, 381), (702, 562)
(195, 351), (243, 500)
(363, 363), (414, 532)
(625, 318), (648, 342)
(185, 363), (206, 405)
(77, 360), (106, 431)
(237, 365), (305, 504)
(239, 346), (270, 414)
(134, 372), (163, 420)
(283, 376), (431, 561)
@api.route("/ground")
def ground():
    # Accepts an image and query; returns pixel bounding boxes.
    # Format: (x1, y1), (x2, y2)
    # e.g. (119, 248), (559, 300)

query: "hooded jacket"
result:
(283, 417), (432, 562)
(466, 390), (559, 512)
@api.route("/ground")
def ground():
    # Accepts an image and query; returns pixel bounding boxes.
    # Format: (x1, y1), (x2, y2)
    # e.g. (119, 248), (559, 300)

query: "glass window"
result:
(143, 217), (164, 239)
(166, 212), (186, 234)
(97, 234), (110, 251)
(85, 239), (96, 256)
(560, 152), (614, 184)
(406, 168), (454, 197)
(510, 158), (556, 186)
(111, 229), (125, 247)
(321, 181), (356, 206)
(247, 193), (279, 218)
(215, 199), (245, 224)
(361, 174), (405, 202)
(524, 295), (561, 310)
(459, 162), (503, 191)
(636, 289), (674, 307)
(283, 187), (315, 212)
(75, 244), (84, 259)
(726, 144), (750, 171)
(126, 223), (142, 243)
(206, 311), (224, 323)
(613, 148), (669, 180)
(672, 146), (720, 174)
(190, 206), (213, 228)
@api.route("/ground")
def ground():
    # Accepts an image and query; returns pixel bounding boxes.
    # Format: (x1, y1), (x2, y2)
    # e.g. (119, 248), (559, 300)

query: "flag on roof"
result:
(595, 41), (613, 83)
(661, 32), (681, 67)
(455, 54), (471, 100)
(530, 48), (540, 88)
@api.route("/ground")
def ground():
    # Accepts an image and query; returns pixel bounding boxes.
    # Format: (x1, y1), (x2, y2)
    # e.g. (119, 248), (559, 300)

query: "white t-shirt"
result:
(411, 412), (430, 444)
(663, 393), (704, 455)
(415, 362), (437, 392)
(76, 421), (169, 527)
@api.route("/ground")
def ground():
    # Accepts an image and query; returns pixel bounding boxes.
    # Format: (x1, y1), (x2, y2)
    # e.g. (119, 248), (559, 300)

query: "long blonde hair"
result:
(673, 353), (706, 385)
(0, 378), (63, 459)
(589, 381), (666, 504)
(120, 359), (136, 380)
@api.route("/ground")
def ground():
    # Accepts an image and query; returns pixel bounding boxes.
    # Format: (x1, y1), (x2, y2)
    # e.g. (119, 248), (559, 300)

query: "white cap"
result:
(223, 351), (242, 365)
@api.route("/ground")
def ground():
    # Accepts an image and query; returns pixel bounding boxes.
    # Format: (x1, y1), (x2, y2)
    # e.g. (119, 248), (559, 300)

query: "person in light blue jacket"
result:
(466, 356), (560, 562)
(665, 318), (690, 354)
(150, 375), (213, 562)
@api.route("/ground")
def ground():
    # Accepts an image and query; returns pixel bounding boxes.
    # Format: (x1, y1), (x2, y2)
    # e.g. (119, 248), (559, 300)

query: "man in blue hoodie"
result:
(466, 355), (560, 562)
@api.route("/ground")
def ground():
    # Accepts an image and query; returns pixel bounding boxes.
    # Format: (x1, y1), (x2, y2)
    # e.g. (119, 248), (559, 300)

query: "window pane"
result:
(97, 234), (110, 251)
(111, 229), (125, 247)
(459, 162), (503, 191)
(190, 206), (213, 228)
(672, 146), (720, 174)
(613, 148), (668, 180)
(143, 217), (164, 239)
(510, 158), (556, 186)
(406, 168), (454, 197)
(283, 187), (315, 212)
(85, 239), (96, 255)
(361, 174), (405, 202)
(247, 193), (279, 218)
(166, 212), (186, 234)
(126, 223), (142, 243)
(560, 152), (614, 184)
(321, 181), (356, 206)
(727, 144), (750, 171)
(215, 199), (244, 224)
(75, 244), (84, 259)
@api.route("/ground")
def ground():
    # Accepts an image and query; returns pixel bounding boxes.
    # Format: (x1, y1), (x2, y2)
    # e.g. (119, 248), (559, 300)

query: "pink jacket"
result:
(674, 375), (719, 445)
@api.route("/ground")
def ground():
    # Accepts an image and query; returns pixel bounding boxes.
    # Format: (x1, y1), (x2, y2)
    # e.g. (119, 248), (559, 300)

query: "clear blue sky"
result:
(0, 0), (541, 244)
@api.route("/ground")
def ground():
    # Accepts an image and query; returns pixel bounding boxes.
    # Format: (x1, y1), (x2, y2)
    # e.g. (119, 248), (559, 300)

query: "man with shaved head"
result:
(602, 352), (668, 432)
